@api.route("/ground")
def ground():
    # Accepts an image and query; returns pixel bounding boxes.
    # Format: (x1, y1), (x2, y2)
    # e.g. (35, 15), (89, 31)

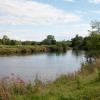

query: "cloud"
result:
(89, 0), (100, 4)
(0, 0), (80, 25)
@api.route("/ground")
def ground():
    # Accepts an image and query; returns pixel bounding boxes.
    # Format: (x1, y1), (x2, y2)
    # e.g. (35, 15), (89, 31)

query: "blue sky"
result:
(0, 0), (100, 41)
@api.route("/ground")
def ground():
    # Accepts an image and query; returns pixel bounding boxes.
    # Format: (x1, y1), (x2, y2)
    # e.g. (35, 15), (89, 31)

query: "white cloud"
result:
(0, 0), (80, 25)
(89, 0), (100, 4)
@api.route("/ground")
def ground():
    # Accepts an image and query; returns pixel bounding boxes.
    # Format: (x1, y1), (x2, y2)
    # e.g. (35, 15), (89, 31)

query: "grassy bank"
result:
(0, 45), (69, 55)
(0, 59), (100, 100)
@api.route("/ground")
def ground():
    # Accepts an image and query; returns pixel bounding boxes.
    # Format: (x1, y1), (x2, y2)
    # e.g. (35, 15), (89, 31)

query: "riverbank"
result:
(0, 59), (100, 100)
(0, 45), (69, 55)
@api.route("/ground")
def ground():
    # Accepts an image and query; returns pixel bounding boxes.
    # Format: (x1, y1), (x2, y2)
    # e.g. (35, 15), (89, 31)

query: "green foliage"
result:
(2, 35), (10, 45)
(56, 41), (68, 52)
(85, 21), (100, 57)
(71, 35), (84, 50)
(2, 35), (9, 40)
(86, 33), (100, 57)
(86, 33), (100, 50)
(42, 35), (56, 45)
(70, 21), (100, 57)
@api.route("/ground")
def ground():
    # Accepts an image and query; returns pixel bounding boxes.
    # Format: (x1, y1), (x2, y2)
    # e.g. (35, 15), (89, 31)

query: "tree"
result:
(2, 35), (10, 45)
(86, 33), (100, 50)
(56, 40), (68, 52)
(42, 35), (56, 45)
(71, 35), (83, 49)
(2, 35), (9, 40)
(0, 39), (2, 45)
(91, 21), (100, 33)
(87, 21), (100, 50)
(10, 40), (21, 45)
(86, 21), (100, 57)
(47, 35), (55, 40)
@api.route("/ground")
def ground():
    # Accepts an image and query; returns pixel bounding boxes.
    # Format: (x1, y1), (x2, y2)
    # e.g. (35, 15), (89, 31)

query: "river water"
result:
(0, 50), (86, 82)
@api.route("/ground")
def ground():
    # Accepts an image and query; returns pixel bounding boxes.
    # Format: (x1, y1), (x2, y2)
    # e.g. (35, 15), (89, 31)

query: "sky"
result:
(0, 0), (100, 41)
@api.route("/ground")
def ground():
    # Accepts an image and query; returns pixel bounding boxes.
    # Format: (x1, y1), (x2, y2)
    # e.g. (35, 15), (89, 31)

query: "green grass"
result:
(0, 59), (100, 100)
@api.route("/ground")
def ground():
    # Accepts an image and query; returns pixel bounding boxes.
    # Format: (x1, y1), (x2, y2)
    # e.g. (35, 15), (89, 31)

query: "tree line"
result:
(0, 34), (67, 46)
(0, 35), (69, 55)
(0, 21), (100, 56)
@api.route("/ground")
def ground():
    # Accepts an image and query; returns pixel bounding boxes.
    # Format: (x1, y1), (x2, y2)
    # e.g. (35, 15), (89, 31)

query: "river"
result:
(0, 50), (86, 82)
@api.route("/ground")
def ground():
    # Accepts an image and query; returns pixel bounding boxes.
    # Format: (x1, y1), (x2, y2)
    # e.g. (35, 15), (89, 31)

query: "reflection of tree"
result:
(47, 51), (67, 57)
(72, 50), (84, 57)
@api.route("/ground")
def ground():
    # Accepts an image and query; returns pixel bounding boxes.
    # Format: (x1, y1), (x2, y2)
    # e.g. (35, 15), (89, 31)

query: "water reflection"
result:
(72, 50), (85, 57)
(46, 51), (67, 57)
(0, 50), (86, 82)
